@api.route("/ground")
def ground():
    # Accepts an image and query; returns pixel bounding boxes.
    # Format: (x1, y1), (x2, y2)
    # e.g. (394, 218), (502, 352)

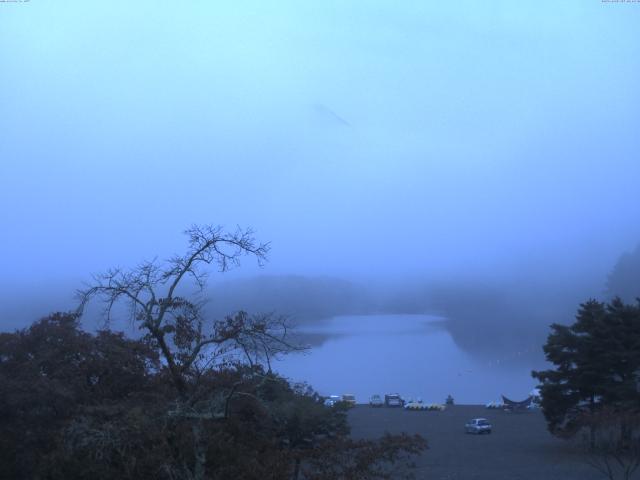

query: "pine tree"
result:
(532, 298), (640, 441)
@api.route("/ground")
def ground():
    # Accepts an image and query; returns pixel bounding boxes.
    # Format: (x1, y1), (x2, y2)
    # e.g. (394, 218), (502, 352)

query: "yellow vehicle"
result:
(342, 394), (356, 406)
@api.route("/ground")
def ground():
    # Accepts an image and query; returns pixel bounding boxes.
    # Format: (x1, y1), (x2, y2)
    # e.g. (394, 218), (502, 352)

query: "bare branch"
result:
(76, 224), (294, 404)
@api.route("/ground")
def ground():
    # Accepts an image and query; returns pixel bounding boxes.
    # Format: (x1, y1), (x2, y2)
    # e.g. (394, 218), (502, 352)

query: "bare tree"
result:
(579, 408), (640, 480)
(77, 224), (300, 480)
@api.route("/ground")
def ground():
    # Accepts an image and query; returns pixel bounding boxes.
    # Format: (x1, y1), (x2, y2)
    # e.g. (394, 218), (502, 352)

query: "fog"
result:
(1, 2), (640, 367)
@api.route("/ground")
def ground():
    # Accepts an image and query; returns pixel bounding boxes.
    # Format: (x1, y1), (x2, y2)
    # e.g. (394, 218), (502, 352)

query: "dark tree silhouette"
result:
(0, 313), (160, 479)
(76, 225), (299, 479)
(0, 313), (427, 480)
(533, 298), (640, 478)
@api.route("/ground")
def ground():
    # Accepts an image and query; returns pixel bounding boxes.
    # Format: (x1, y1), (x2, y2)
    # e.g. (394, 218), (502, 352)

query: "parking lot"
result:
(348, 405), (609, 480)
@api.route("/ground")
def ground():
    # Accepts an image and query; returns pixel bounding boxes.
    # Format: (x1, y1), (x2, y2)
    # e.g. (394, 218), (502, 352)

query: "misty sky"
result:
(2, 1), (640, 299)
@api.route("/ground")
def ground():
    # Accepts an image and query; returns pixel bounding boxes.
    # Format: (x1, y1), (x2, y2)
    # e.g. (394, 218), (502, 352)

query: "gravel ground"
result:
(348, 405), (618, 480)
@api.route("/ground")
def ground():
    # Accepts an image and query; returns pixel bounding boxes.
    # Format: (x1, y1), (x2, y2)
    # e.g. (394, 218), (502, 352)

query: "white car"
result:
(384, 393), (404, 407)
(465, 418), (492, 434)
(323, 395), (342, 407)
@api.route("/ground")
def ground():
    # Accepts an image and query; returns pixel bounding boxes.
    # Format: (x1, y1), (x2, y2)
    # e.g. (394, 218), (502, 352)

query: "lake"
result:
(275, 314), (539, 404)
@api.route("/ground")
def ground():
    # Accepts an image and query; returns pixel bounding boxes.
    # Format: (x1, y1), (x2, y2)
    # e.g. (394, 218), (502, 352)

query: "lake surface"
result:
(275, 314), (539, 404)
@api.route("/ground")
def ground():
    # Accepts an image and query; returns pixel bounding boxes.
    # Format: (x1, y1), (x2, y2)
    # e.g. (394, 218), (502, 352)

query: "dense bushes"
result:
(0, 314), (425, 480)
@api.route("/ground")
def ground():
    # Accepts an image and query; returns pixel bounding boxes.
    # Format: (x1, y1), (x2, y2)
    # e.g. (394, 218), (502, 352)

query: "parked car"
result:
(384, 393), (404, 407)
(465, 418), (492, 434)
(369, 394), (384, 407)
(342, 394), (356, 406)
(324, 395), (342, 407)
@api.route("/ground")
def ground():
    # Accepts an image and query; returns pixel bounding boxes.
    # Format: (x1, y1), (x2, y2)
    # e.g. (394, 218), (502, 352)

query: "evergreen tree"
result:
(533, 298), (640, 441)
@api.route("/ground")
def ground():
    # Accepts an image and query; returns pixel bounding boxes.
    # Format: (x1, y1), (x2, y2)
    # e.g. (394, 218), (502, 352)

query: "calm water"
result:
(275, 314), (538, 404)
